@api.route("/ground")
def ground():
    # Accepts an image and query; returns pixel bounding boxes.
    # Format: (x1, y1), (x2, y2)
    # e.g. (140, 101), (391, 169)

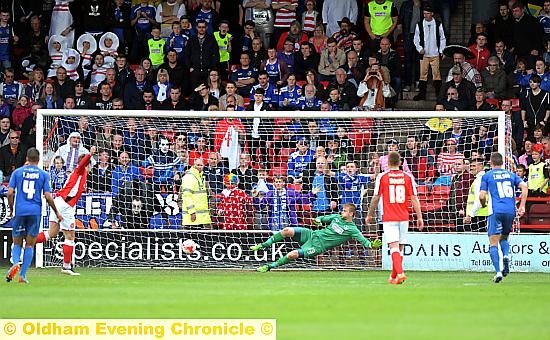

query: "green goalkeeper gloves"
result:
(369, 239), (382, 249)
(313, 218), (322, 227)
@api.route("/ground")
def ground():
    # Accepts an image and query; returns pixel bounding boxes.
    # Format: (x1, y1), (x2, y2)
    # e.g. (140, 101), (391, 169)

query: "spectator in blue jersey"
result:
(249, 71), (279, 108)
(259, 47), (290, 86)
(241, 20), (256, 53)
(111, 151), (143, 195)
(108, 0), (132, 52)
(166, 23), (188, 66)
(0, 68), (24, 111)
(296, 83), (322, 110)
(142, 135), (184, 192)
(474, 152), (528, 283)
(123, 118), (145, 162)
(130, 0), (157, 63)
(287, 137), (315, 184)
(332, 160), (371, 229)
(253, 175), (311, 231)
(0, 10), (17, 71)
(231, 52), (258, 97)
(278, 73), (302, 109)
(192, 0), (218, 35)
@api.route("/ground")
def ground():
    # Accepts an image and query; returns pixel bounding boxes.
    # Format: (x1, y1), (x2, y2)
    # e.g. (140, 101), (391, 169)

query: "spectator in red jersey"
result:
(366, 151), (423, 285)
(217, 173), (254, 230)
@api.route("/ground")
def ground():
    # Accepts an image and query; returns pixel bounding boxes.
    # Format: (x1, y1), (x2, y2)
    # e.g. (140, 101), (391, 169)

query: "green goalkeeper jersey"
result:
(314, 214), (372, 251)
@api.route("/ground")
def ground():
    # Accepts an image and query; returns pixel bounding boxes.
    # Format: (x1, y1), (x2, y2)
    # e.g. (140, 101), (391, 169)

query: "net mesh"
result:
(37, 110), (507, 269)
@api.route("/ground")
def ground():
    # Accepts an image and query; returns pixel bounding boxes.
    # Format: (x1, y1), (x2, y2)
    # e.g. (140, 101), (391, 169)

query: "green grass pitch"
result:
(1, 269), (549, 339)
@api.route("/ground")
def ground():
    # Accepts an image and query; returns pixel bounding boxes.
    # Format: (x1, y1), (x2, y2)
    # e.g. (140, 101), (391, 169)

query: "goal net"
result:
(36, 109), (508, 270)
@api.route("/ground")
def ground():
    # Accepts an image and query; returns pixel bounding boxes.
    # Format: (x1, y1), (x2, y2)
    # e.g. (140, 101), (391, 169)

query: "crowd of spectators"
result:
(1, 0), (550, 231)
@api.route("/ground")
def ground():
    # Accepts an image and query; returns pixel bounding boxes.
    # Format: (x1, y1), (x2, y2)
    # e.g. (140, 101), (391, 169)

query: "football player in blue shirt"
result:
(6, 148), (63, 284)
(478, 152), (527, 283)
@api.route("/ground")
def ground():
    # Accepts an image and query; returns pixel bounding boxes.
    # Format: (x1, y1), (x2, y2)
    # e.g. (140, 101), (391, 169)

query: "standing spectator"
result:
(331, 17), (357, 53)
(276, 38), (297, 73)
(231, 152), (258, 193)
(272, 0), (298, 45)
(398, 0), (424, 92)
(0, 131), (27, 182)
(521, 74), (550, 137)
(243, 0), (274, 49)
(322, 0), (358, 38)
(413, 5), (446, 101)
(0, 10), (18, 72)
(143, 136), (183, 192)
(287, 138), (314, 184)
(147, 26), (166, 69)
(261, 47), (290, 86)
(213, 21), (232, 81)
(492, 2), (513, 49)
(301, 156), (339, 216)
(111, 151), (143, 195)
(130, 0), (157, 63)
(54, 131), (91, 172)
(0, 68), (24, 112)
(88, 149), (114, 193)
(108, 0), (132, 52)
(78, 0), (110, 39)
(247, 36), (267, 71)
(158, 49), (185, 90)
(301, 0), (320, 36)
(123, 117), (145, 162)
(53, 66), (76, 103)
(185, 19), (220, 90)
(217, 173), (254, 230)
(203, 151), (228, 196)
(511, 2), (543, 67)
(180, 158), (212, 227)
(376, 38), (402, 100)
(363, 0), (398, 53)
(155, 0), (186, 38)
(435, 138), (464, 186)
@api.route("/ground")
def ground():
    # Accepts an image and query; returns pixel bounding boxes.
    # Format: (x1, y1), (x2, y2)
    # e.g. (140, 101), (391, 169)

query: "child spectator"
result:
(527, 143), (549, 197)
(49, 155), (68, 192)
(217, 173), (254, 230)
(148, 26), (166, 69)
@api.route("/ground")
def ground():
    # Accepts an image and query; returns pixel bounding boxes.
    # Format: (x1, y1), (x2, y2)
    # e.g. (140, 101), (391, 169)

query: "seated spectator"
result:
(297, 83), (322, 110)
(376, 38), (401, 100)
(0, 132), (26, 182)
(23, 68), (46, 104)
(309, 24), (327, 54)
(38, 82), (60, 109)
(278, 73), (302, 110)
(94, 121), (115, 152)
(95, 82), (114, 110)
(294, 41), (320, 81)
(481, 56), (507, 99)
(276, 20), (308, 52)
(140, 57), (156, 83)
(260, 47), (290, 86)
(74, 80), (93, 109)
(252, 175), (310, 230)
(438, 65), (477, 105)
(0, 117), (12, 146)
(287, 137), (314, 184)
(49, 155), (68, 192)
(230, 53), (257, 97)
(160, 86), (189, 110)
(219, 81), (244, 110)
(341, 50), (366, 87)
(153, 68), (172, 104)
(356, 64), (393, 111)
(445, 49), (483, 88)
(328, 68), (359, 108)
(54, 131), (92, 172)
(327, 87), (350, 111)
(325, 137), (348, 170)
(61, 49), (82, 82)
(434, 138), (464, 186)
(516, 59), (550, 93)
(469, 124), (494, 157)
(76, 33), (97, 79)
(247, 37), (267, 71)
(11, 96), (32, 131)
(276, 38), (297, 74)
(111, 151), (143, 195)
(249, 71), (279, 108)
(473, 88), (498, 111)
(124, 67), (153, 110)
(207, 69), (224, 99)
(99, 32), (119, 68)
(189, 83), (219, 111)
(441, 86), (471, 111)
(318, 37), (345, 82)
(467, 33), (490, 72)
(142, 136), (184, 192)
(88, 149), (114, 193)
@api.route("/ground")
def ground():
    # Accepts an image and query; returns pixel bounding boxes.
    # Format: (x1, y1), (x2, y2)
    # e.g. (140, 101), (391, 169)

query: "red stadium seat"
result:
(320, 80), (330, 89)
(243, 97), (251, 107)
(417, 185), (430, 196)
(485, 98), (500, 109)
(510, 98), (520, 111)
(296, 80), (307, 87)
(351, 118), (375, 131)
(287, 183), (302, 192)
(347, 131), (372, 153)
(431, 185), (451, 200)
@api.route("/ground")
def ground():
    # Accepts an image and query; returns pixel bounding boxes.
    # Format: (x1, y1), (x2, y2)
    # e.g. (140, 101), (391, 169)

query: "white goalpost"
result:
(33, 109), (514, 271)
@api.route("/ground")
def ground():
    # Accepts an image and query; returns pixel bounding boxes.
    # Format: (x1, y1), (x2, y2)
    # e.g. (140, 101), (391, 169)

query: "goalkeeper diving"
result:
(251, 203), (382, 272)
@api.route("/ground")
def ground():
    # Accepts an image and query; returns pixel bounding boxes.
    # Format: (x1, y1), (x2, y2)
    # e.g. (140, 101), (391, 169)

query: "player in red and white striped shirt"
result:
(35, 146), (96, 275)
(366, 151), (424, 284)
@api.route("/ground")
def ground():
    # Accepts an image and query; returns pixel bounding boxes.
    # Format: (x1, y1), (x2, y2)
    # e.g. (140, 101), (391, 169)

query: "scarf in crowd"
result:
(272, 188), (288, 230)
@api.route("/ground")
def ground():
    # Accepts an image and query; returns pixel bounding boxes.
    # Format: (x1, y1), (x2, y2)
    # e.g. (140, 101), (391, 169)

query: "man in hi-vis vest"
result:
(464, 158), (488, 232)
